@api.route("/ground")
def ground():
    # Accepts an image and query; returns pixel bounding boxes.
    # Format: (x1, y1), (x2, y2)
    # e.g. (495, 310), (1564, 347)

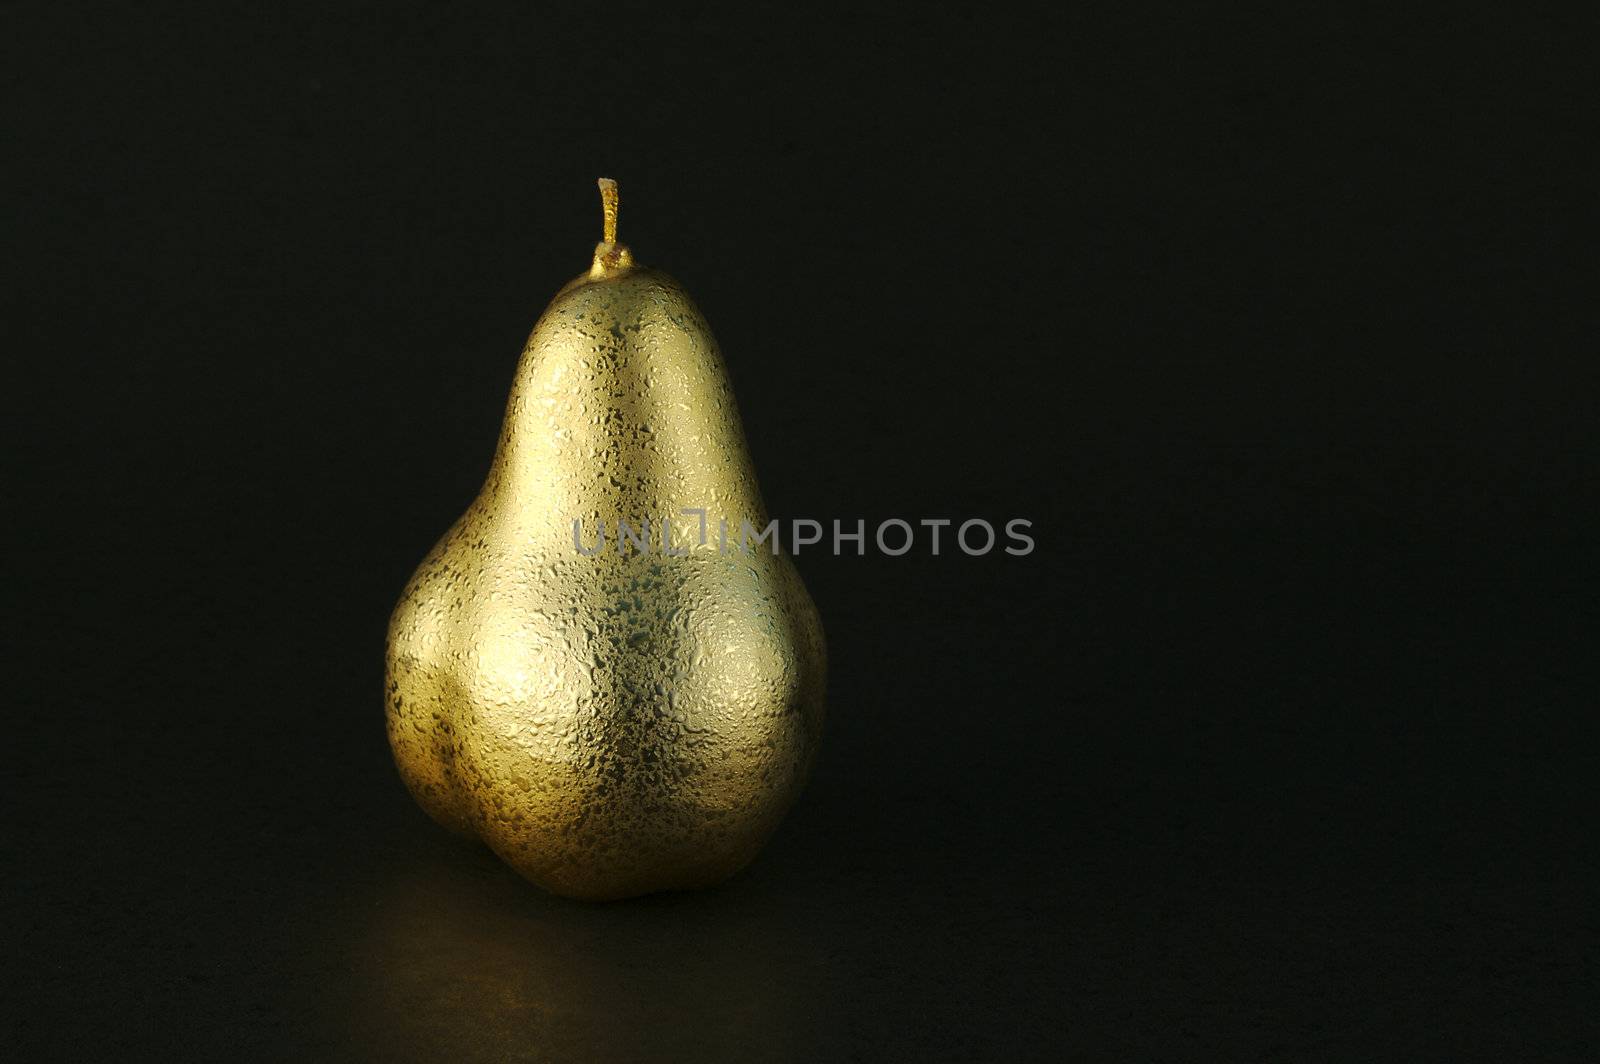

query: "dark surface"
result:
(6, 4), (1596, 1060)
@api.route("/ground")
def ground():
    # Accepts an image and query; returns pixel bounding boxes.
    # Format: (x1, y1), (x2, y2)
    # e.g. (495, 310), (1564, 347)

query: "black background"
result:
(7, 4), (1596, 1060)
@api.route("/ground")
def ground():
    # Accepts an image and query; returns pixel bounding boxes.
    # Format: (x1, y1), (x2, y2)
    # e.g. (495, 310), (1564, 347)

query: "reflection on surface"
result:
(331, 840), (829, 1063)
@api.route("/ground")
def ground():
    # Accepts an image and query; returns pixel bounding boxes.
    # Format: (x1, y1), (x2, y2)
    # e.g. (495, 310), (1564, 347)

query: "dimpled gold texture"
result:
(386, 180), (826, 901)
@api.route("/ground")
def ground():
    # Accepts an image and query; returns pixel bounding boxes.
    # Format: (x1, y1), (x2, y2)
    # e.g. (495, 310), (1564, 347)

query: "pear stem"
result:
(587, 178), (634, 278)
(598, 178), (619, 245)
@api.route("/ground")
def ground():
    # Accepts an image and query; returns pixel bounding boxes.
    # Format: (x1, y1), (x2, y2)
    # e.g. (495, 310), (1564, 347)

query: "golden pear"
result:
(386, 180), (826, 900)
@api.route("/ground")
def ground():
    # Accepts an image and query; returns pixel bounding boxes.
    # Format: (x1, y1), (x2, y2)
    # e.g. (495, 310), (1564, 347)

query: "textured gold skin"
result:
(385, 190), (826, 900)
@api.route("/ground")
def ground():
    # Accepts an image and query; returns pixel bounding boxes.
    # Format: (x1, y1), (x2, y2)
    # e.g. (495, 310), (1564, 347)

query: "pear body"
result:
(386, 266), (826, 900)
